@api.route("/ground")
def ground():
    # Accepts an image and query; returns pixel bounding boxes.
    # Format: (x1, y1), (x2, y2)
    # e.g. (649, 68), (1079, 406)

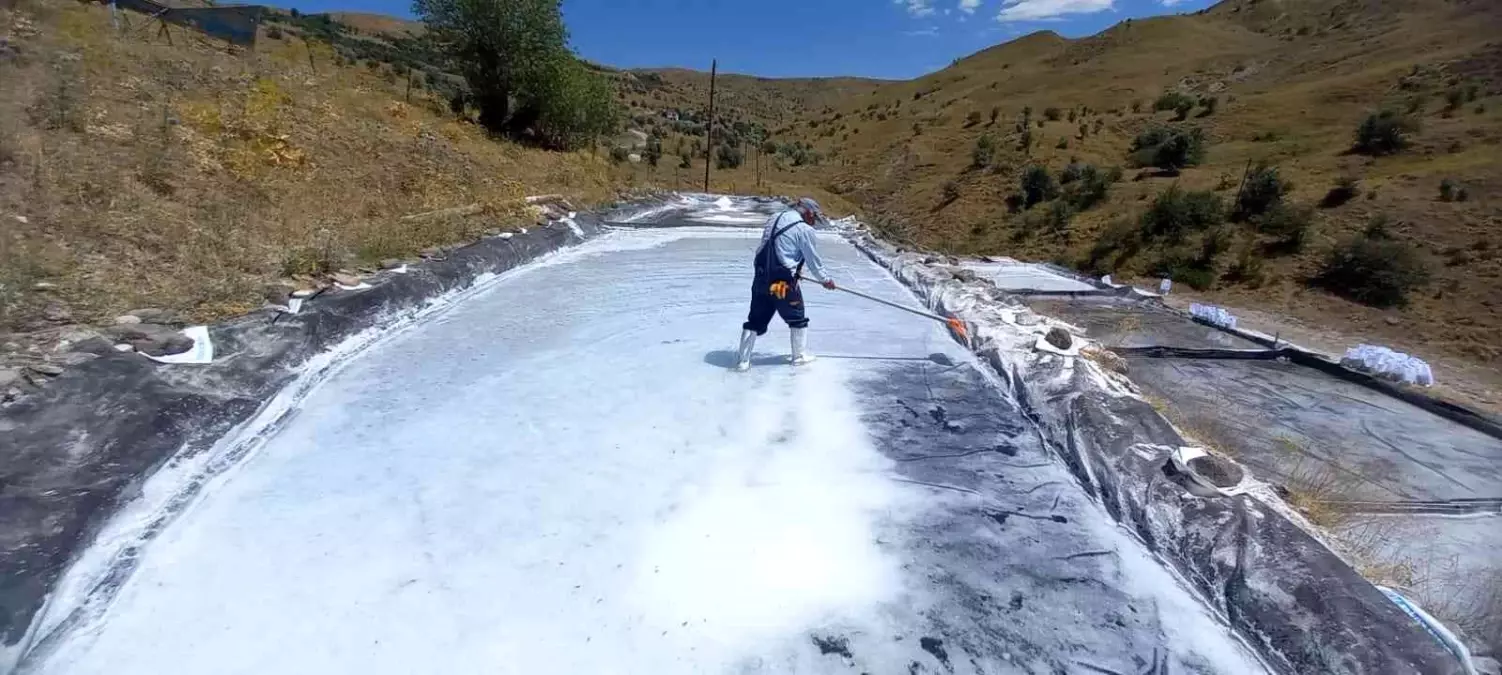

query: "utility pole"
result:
(703, 59), (716, 193)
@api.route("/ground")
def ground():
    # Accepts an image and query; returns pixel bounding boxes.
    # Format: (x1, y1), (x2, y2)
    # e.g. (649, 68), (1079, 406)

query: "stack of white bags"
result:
(1189, 303), (1238, 330)
(1341, 344), (1435, 386)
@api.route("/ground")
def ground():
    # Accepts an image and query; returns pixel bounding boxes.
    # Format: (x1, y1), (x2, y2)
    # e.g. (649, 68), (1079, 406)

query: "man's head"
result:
(793, 197), (827, 226)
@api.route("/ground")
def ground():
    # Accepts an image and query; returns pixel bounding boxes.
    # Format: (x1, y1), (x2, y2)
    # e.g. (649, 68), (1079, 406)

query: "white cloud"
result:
(894, 0), (937, 17)
(958, 0), (982, 14)
(1158, 0), (1187, 5)
(903, 27), (940, 35)
(995, 0), (1111, 21)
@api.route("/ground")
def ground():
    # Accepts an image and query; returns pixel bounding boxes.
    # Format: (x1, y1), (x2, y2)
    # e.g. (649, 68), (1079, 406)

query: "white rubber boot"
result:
(734, 329), (757, 372)
(790, 327), (816, 366)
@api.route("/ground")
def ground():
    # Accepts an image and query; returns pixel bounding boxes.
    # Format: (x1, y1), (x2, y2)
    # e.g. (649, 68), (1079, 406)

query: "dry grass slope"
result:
(0, 0), (627, 331)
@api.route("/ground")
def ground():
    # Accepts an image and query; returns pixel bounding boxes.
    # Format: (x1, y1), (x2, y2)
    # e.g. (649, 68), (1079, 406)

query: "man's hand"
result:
(821, 279), (838, 290)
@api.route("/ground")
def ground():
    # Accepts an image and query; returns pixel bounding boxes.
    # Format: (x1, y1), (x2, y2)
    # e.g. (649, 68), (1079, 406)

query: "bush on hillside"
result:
(1352, 110), (1417, 156)
(1140, 185), (1224, 243)
(1199, 95), (1219, 116)
(966, 111), (984, 127)
(1320, 176), (1360, 208)
(1128, 126), (1207, 173)
(1154, 91), (1196, 113)
(1173, 99), (1195, 121)
(716, 144), (743, 170)
(1064, 164), (1112, 210)
(1313, 235), (1431, 307)
(530, 58), (619, 150)
(1020, 165), (1059, 208)
(1231, 163), (1290, 221)
(1255, 204), (1314, 253)
(1044, 107), (1063, 121)
(1224, 241), (1266, 287)
(1082, 218), (1141, 274)
(972, 134), (997, 168)
(609, 146), (630, 164)
(990, 106), (1001, 124)
(644, 136), (662, 167)
(1056, 138), (1069, 150)
(942, 180), (961, 204)
(1439, 178), (1469, 202)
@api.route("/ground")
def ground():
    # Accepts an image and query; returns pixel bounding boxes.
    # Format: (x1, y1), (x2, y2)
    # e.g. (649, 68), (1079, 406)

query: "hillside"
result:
(0, 0), (631, 364)
(623, 0), (1501, 406)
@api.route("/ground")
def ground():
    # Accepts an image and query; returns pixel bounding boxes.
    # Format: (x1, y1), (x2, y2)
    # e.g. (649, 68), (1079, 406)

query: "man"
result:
(734, 198), (838, 371)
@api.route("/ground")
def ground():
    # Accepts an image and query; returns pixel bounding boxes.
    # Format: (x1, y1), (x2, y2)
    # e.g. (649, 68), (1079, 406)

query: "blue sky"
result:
(278, 0), (1221, 80)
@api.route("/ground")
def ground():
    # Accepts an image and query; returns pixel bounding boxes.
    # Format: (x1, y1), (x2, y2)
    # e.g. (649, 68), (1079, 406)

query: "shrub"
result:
(941, 180), (961, 204)
(1060, 160), (1085, 184)
(1199, 95), (1219, 116)
(1314, 235), (1431, 307)
(1224, 242), (1266, 287)
(972, 134), (997, 168)
(1056, 138), (1069, 149)
(989, 106), (1000, 124)
(1199, 226), (1234, 264)
(1173, 99), (1195, 121)
(966, 111), (984, 127)
(1232, 163), (1290, 221)
(1044, 107), (1062, 121)
(1320, 176), (1360, 208)
(266, 27), (284, 40)
(1020, 165), (1059, 208)
(1255, 204), (1314, 253)
(1438, 178), (1468, 202)
(1065, 165), (1112, 210)
(1444, 88), (1464, 115)
(1078, 121), (1089, 139)
(608, 146), (630, 164)
(1083, 218), (1141, 273)
(678, 152), (691, 169)
(1154, 91), (1196, 113)
(1042, 200), (1075, 232)
(1131, 100), (1143, 113)
(912, 122), (923, 135)
(644, 136), (662, 167)
(1129, 126), (1207, 172)
(1140, 185), (1224, 242)
(1352, 110), (1417, 155)
(1150, 252), (1217, 290)
(1068, 109), (1078, 123)
(716, 144), (743, 169)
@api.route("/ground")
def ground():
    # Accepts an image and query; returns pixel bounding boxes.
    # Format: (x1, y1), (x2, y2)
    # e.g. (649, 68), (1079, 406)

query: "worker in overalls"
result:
(735, 198), (838, 371)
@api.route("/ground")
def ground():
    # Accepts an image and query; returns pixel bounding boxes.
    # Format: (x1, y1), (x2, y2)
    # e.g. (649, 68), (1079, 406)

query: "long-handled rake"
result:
(801, 275), (970, 344)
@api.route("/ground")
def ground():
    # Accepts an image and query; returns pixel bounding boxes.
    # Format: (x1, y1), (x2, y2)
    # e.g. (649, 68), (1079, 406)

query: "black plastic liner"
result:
(0, 202), (658, 658)
(1115, 346), (1502, 441)
(849, 237), (1471, 675)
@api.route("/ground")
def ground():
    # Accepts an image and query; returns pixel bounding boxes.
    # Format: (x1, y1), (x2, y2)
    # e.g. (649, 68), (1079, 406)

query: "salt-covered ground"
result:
(23, 199), (1267, 675)
(960, 259), (1098, 292)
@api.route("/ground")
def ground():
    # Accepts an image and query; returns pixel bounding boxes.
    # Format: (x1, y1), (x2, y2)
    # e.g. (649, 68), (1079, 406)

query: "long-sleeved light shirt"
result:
(756, 209), (830, 282)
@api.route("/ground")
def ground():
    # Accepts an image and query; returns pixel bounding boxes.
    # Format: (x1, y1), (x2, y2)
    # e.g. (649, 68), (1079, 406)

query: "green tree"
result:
(414, 0), (616, 148)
